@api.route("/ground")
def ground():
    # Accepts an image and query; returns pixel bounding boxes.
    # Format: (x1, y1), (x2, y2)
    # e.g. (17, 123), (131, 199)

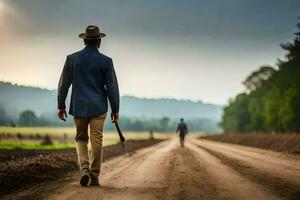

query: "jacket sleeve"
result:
(57, 56), (72, 109)
(104, 58), (120, 113)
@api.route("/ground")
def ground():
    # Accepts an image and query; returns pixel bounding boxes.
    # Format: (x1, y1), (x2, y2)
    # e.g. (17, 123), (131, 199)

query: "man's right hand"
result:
(58, 108), (67, 121)
(111, 112), (119, 123)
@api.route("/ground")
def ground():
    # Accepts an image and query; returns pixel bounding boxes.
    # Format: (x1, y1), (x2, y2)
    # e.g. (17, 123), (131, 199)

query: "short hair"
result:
(84, 39), (100, 46)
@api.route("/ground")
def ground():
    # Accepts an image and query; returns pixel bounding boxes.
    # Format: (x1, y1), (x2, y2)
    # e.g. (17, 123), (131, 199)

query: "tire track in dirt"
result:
(165, 142), (220, 200)
(47, 138), (227, 200)
(194, 139), (300, 183)
(191, 138), (300, 200)
(186, 140), (280, 200)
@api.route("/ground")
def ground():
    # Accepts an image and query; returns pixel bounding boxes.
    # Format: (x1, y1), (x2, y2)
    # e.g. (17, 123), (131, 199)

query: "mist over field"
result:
(0, 81), (222, 132)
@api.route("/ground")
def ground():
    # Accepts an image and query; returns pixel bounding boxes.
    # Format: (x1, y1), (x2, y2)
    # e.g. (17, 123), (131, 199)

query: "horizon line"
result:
(0, 79), (226, 106)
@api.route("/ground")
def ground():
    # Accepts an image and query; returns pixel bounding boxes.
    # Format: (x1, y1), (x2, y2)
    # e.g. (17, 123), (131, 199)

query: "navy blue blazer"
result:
(57, 45), (119, 117)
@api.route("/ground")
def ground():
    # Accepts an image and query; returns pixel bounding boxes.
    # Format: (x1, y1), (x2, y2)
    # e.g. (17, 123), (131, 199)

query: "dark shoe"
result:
(80, 168), (90, 187)
(90, 174), (100, 186)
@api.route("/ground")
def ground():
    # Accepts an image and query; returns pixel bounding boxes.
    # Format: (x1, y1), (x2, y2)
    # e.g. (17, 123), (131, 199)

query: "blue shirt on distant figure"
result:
(57, 45), (120, 117)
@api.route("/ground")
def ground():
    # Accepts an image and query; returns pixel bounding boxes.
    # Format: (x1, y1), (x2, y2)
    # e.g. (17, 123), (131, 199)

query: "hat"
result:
(79, 25), (106, 39)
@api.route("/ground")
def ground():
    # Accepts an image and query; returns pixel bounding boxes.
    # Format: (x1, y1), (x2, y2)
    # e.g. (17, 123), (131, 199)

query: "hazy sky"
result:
(0, 0), (299, 104)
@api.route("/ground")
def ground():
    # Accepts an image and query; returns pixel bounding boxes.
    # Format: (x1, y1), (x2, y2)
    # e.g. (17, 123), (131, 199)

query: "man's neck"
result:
(86, 45), (98, 48)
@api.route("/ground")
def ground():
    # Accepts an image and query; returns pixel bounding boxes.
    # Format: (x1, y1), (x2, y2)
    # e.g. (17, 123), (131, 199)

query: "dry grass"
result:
(201, 133), (300, 154)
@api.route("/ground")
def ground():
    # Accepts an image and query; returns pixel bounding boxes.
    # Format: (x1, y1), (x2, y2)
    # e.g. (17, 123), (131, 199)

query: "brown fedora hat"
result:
(79, 25), (106, 39)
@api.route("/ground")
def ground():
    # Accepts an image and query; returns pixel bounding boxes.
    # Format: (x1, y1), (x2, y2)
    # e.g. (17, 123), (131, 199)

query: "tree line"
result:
(0, 108), (219, 132)
(221, 19), (300, 133)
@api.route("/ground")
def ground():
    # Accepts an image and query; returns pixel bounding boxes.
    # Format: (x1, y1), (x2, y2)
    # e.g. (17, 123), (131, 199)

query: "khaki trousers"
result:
(74, 113), (106, 177)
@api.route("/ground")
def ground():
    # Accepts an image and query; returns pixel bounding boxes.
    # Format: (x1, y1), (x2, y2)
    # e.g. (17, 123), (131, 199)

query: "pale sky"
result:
(0, 0), (299, 104)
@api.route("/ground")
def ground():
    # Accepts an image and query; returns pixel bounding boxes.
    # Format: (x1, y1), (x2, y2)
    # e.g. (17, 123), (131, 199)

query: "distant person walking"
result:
(57, 25), (120, 187)
(176, 118), (188, 147)
(149, 129), (154, 140)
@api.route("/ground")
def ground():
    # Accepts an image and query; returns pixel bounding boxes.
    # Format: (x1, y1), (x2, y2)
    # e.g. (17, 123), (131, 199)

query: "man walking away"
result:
(57, 25), (120, 187)
(176, 118), (188, 147)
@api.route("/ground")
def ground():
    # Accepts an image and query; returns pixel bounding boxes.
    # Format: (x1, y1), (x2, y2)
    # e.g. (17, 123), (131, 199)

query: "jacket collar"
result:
(84, 45), (99, 52)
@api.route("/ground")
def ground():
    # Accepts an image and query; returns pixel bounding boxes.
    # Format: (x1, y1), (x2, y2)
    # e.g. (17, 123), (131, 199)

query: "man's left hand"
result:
(58, 108), (67, 121)
(111, 112), (119, 123)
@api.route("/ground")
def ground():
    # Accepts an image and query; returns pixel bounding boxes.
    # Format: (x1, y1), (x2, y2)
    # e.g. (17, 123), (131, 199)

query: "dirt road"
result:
(47, 137), (300, 200)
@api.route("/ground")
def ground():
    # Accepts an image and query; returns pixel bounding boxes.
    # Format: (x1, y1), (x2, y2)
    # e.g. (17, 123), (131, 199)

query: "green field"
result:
(0, 127), (171, 150)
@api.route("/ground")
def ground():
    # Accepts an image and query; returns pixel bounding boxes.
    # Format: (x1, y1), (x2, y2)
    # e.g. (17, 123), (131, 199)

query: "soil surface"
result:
(39, 136), (300, 200)
(0, 139), (162, 198)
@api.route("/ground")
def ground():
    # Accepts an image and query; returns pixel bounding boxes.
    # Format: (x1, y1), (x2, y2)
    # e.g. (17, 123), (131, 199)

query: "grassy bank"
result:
(0, 127), (171, 150)
(201, 133), (300, 154)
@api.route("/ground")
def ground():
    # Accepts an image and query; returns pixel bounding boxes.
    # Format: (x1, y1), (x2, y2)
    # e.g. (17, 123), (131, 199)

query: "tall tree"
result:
(221, 19), (300, 133)
(243, 65), (275, 92)
(0, 106), (9, 125)
(221, 93), (250, 133)
(18, 110), (38, 127)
